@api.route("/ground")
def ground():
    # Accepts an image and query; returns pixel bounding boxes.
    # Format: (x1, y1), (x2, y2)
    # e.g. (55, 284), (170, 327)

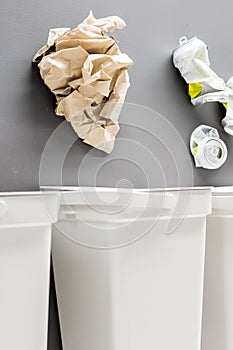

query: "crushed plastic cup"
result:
(190, 125), (227, 169)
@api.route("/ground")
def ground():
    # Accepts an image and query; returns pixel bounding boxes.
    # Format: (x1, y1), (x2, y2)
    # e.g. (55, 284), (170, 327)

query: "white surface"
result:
(0, 193), (59, 350)
(41, 185), (211, 192)
(212, 186), (233, 195)
(52, 187), (211, 350)
(0, 192), (60, 226)
(202, 189), (233, 350)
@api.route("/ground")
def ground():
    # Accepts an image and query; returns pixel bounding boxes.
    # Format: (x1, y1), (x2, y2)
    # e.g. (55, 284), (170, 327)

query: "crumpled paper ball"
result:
(33, 11), (133, 153)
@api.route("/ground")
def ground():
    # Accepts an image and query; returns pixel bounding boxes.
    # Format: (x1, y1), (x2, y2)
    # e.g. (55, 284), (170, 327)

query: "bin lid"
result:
(211, 186), (233, 212)
(212, 186), (233, 196)
(0, 191), (60, 226)
(48, 186), (211, 248)
(41, 186), (212, 217)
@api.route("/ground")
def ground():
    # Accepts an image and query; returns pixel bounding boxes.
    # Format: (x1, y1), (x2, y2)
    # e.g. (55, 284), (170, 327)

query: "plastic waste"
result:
(173, 36), (233, 136)
(190, 125), (227, 169)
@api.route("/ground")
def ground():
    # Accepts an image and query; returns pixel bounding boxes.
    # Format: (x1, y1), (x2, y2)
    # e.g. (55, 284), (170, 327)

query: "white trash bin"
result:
(0, 192), (60, 350)
(52, 187), (211, 350)
(202, 186), (233, 350)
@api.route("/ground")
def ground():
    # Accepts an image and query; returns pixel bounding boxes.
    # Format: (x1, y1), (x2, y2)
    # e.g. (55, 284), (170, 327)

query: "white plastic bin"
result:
(52, 187), (211, 350)
(202, 186), (233, 350)
(0, 192), (60, 350)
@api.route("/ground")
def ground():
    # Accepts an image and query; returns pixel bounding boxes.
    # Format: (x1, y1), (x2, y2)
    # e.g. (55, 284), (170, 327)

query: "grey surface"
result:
(1, 0), (233, 348)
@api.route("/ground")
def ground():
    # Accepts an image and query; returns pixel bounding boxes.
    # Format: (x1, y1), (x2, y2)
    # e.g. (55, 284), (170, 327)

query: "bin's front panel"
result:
(53, 215), (206, 350)
(202, 216), (233, 350)
(0, 225), (52, 350)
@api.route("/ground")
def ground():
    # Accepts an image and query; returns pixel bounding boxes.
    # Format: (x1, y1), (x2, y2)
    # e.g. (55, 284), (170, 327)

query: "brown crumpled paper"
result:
(33, 11), (133, 153)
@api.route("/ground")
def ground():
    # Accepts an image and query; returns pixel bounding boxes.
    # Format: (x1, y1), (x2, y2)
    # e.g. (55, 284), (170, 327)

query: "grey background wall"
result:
(1, 0), (233, 348)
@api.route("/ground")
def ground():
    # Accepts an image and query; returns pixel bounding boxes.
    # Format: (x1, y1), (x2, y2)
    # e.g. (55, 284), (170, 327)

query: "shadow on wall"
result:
(30, 63), (63, 129)
(169, 56), (190, 103)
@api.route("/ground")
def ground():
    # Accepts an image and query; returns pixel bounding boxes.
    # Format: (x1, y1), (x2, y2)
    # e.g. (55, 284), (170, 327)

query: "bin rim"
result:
(40, 186), (212, 193)
(211, 187), (233, 212)
(212, 186), (233, 196)
(0, 191), (59, 197)
(40, 186), (212, 216)
(0, 191), (60, 225)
